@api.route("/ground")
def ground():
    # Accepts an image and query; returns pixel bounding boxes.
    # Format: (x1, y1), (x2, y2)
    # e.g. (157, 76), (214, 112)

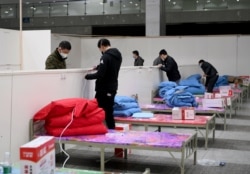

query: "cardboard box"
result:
(20, 136), (55, 174)
(204, 92), (214, 99)
(219, 86), (233, 97)
(214, 93), (222, 98)
(115, 123), (131, 158)
(202, 98), (225, 108)
(182, 107), (195, 120)
(172, 107), (182, 119)
(238, 76), (249, 86)
(172, 107), (195, 120)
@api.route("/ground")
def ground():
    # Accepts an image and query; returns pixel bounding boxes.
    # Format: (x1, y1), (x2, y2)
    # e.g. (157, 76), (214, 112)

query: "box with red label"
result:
(219, 86), (233, 97)
(20, 136), (55, 174)
(114, 123), (131, 158)
(172, 107), (195, 120)
(202, 98), (225, 108)
(239, 76), (250, 86)
(204, 92), (222, 99)
(182, 107), (195, 120)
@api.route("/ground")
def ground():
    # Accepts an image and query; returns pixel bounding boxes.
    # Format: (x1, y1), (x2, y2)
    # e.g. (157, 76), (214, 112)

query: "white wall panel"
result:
(0, 73), (12, 156)
(237, 35), (250, 75)
(79, 35), (242, 76)
(22, 30), (51, 70)
(0, 28), (20, 68)
(117, 66), (161, 104)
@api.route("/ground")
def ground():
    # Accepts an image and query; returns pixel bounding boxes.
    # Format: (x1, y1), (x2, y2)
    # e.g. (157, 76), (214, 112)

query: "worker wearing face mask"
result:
(45, 40), (71, 69)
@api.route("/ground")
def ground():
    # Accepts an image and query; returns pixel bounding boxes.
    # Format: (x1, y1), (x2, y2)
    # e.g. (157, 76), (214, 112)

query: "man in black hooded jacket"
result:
(85, 38), (122, 129)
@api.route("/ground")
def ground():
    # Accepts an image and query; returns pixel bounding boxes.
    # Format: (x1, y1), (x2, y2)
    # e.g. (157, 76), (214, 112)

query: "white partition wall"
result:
(22, 30), (51, 70)
(0, 28), (20, 70)
(0, 73), (13, 156)
(0, 28), (51, 71)
(117, 66), (161, 104)
(77, 35), (250, 75)
(237, 35), (250, 75)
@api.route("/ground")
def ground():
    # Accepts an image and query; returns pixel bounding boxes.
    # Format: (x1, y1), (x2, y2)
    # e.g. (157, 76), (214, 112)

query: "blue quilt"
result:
(113, 95), (141, 117)
(163, 86), (198, 107)
(179, 74), (205, 94)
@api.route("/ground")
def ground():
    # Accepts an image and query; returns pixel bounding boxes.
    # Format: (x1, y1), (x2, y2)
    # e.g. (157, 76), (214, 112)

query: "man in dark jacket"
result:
(158, 49), (181, 83)
(85, 38), (122, 129)
(132, 50), (144, 66)
(199, 59), (219, 93)
(45, 41), (71, 69)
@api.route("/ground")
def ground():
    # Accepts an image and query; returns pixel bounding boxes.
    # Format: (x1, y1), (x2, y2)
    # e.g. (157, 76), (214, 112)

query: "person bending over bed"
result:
(157, 49), (181, 84)
(198, 59), (219, 93)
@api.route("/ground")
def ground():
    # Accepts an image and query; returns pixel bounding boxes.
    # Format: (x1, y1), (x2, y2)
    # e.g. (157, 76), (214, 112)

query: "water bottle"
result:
(198, 159), (226, 166)
(2, 152), (12, 174)
(0, 165), (3, 174)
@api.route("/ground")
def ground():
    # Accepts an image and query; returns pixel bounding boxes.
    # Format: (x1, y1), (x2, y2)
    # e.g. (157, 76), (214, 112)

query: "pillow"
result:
(114, 96), (137, 104)
(33, 98), (89, 120)
(50, 98), (88, 117)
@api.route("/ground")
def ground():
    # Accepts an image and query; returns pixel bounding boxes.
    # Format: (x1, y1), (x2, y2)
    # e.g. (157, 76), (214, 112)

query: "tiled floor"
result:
(56, 95), (250, 174)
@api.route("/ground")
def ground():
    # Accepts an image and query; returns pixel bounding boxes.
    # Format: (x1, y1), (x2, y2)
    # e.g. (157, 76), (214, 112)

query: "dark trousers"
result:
(206, 75), (219, 93)
(95, 91), (116, 129)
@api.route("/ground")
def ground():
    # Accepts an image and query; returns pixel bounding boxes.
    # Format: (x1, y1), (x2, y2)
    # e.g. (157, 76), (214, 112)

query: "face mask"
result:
(60, 52), (68, 59)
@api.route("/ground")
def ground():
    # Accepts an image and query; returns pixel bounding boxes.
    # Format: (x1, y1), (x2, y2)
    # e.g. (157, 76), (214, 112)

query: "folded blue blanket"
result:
(113, 95), (141, 117)
(114, 95), (137, 104)
(113, 107), (142, 117)
(114, 102), (139, 110)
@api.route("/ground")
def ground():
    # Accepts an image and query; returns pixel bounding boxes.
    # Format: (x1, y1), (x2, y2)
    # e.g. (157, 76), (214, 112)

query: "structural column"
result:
(145, 0), (166, 36)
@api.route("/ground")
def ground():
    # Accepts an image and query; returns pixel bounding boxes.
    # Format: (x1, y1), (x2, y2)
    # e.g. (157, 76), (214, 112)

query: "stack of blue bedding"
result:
(163, 86), (198, 108)
(179, 74), (206, 95)
(113, 95), (141, 117)
(158, 81), (177, 98)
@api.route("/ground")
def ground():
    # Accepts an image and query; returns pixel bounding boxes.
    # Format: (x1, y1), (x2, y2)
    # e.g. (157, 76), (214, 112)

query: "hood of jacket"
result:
(105, 48), (122, 61)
